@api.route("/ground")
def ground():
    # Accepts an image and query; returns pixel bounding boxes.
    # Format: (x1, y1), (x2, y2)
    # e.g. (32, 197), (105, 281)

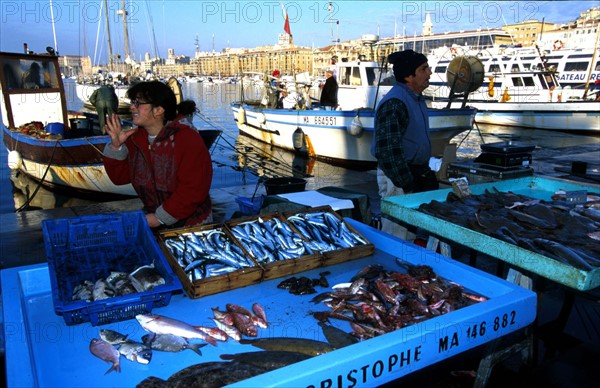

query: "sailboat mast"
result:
(104, 0), (114, 71)
(121, 0), (131, 62)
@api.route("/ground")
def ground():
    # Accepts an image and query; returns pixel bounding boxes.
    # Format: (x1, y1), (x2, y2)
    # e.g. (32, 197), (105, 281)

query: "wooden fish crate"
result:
(225, 213), (325, 281)
(157, 223), (263, 299)
(284, 206), (375, 266)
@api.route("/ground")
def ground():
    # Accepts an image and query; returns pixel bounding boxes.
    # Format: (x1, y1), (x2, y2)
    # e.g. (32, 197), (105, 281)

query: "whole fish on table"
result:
(99, 329), (128, 345)
(142, 333), (207, 356)
(239, 337), (335, 356)
(220, 350), (312, 369)
(136, 314), (218, 346)
(89, 338), (121, 375)
(118, 340), (153, 364)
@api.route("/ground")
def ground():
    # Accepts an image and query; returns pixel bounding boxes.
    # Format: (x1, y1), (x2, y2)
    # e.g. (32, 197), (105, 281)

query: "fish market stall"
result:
(381, 176), (600, 291)
(1, 219), (536, 387)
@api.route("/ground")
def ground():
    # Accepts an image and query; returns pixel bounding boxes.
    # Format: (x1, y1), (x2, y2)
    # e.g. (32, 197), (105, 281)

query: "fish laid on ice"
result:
(118, 340), (153, 364)
(142, 333), (207, 356)
(99, 329), (128, 345)
(89, 338), (121, 375)
(136, 314), (218, 346)
(239, 337), (335, 356)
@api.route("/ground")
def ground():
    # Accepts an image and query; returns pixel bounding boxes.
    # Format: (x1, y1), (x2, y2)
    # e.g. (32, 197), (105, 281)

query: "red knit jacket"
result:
(103, 120), (213, 226)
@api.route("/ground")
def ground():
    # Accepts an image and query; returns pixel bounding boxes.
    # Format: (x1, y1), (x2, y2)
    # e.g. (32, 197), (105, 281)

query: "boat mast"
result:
(104, 0), (114, 72)
(121, 0), (131, 64)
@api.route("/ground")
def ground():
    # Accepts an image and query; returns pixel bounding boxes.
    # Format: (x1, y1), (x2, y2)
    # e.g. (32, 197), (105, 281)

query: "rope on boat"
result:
(195, 112), (312, 180)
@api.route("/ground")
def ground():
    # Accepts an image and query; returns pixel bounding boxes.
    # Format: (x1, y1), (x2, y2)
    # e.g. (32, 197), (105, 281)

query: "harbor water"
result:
(0, 79), (598, 215)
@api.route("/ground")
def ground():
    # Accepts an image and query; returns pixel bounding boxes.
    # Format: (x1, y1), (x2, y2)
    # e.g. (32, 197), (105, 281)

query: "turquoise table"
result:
(1, 220), (536, 387)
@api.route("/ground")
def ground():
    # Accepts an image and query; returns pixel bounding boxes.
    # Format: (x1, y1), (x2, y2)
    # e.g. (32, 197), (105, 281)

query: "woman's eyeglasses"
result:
(130, 100), (152, 108)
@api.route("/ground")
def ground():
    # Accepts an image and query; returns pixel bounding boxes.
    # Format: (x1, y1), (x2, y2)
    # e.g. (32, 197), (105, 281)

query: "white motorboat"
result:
(231, 59), (477, 169)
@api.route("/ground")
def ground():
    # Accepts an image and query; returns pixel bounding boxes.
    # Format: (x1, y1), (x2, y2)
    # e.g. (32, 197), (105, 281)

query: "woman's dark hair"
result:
(177, 100), (198, 117)
(126, 81), (177, 122)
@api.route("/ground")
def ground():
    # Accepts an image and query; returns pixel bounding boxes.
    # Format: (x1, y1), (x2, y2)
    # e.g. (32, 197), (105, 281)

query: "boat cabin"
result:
(0, 52), (68, 129)
(330, 60), (394, 111)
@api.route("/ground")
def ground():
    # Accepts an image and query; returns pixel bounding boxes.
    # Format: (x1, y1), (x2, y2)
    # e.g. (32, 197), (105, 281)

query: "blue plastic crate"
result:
(235, 195), (265, 215)
(42, 211), (182, 326)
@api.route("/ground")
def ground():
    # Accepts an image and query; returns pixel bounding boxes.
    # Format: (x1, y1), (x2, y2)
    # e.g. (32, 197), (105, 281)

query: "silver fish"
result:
(136, 314), (218, 346)
(89, 338), (121, 374)
(118, 340), (153, 364)
(99, 329), (128, 345)
(142, 333), (207, 356)
(92, 279), (114, 301)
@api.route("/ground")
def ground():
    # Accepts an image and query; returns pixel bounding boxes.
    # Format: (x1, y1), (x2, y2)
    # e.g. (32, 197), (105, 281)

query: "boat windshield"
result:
(0, 57), (60, 90)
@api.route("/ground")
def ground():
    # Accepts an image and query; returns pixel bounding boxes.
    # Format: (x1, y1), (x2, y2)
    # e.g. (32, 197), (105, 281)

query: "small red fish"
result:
(226, 303), (253, 317)
(89, 338), (121, 375)
(231, 312), (258, 337)
(252, 302), (268, 326)
(195, 325), (229, 342)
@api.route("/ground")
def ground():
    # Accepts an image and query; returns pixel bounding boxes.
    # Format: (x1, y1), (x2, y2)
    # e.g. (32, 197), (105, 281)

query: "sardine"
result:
(89, 338), (121, 375)
(239, 337), (335, 356)
(136, 314), (218, 346)
(118, 340), (153, 364)
(142, 333), (207, 356)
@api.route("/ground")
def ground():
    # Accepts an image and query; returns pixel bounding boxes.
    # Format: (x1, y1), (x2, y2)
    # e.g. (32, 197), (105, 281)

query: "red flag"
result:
(281, 3), (291, 36)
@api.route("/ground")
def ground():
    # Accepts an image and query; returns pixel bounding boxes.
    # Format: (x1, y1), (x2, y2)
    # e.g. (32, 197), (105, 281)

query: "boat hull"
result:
(431, 100), (600, 132)
(3, 126), (222, 197)
(231, 103), (477, 167)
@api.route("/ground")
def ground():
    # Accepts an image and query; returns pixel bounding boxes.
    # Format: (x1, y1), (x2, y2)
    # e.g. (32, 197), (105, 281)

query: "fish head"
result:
(135, 349), (153, 364)
(135, 314), (158, 326)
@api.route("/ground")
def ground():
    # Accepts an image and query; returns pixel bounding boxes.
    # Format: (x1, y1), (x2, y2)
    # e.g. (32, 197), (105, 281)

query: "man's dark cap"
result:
(388, 50), (428, 82)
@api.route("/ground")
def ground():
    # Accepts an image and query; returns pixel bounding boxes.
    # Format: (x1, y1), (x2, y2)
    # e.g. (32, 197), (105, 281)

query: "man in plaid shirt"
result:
(373, 50), (438, 239)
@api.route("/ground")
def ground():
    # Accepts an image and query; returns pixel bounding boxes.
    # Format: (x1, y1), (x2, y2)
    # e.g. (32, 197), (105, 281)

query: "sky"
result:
(1, 1), (597, 63)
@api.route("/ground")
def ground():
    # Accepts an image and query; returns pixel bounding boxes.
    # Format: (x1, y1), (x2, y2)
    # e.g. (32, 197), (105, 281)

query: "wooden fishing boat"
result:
(0, 51), (221, 198)
(231, 60), (477, 169)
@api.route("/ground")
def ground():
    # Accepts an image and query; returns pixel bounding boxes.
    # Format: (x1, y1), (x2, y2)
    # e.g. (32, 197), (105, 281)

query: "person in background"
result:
(102, 81), (213, 229)
(22, 62), (42, 89)
(319, 69), (338, 110)
(89, 84), (119, 134)
(373, 49), (437, 239)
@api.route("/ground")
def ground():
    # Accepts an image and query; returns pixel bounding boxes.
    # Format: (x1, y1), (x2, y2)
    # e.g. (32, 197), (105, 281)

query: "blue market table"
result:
(1, 220), (536, 387)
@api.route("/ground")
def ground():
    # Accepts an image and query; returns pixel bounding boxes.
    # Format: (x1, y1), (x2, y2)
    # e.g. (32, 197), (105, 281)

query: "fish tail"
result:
(105, 363), (121, 375)
(190, 343), (206, 357)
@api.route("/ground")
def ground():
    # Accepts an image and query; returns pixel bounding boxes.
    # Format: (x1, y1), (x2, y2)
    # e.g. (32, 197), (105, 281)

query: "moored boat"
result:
(426, 48), (600, 133)
(231, 59), (477, 169)
(0, 51), (221, 198)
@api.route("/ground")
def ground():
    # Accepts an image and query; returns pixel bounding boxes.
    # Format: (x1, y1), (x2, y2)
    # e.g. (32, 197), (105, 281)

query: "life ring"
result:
(553, 40), (564, 50)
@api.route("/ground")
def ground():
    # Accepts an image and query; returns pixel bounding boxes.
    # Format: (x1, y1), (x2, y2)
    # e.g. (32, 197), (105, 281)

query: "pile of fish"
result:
(311, 262), (486, 340)
(277, 271), (330, 295)
(72, 264), (165, 302)
(88, 322), (211, 375)
(162, 228), (255, 281)
(418, 189), (600, 271)
(137, 325), (358, 386)
(287, 211), (369, 253)
(229, 216), (311, 263)
(211, 303), (269, 340)
(88, 303), (269, 375)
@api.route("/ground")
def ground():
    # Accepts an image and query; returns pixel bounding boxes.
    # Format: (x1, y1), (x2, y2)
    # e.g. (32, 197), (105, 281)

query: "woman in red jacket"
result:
(103, 81), (213, 229)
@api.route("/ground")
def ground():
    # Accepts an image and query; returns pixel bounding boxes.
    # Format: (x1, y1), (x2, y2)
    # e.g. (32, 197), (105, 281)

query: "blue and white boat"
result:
(231, 59), (477, 169)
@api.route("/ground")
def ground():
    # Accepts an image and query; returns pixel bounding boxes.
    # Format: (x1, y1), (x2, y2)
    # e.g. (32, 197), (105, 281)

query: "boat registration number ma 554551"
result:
(304, 116), (336, 126)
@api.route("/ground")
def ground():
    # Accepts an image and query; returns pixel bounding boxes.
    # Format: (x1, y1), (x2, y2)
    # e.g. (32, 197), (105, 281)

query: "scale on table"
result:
(448, 141), (535, 184)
